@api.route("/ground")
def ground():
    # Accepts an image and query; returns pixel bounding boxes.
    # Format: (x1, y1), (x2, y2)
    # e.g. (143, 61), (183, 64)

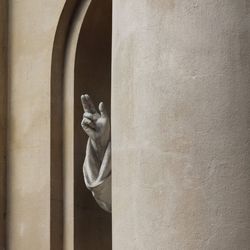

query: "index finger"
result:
(85, 94), (97, 113)
(81, 94), (91, 113)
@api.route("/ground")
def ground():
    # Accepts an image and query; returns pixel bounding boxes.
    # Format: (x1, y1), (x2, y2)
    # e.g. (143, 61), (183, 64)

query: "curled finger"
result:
(81, 117), (96, 129)
(83, 112), (95, 121)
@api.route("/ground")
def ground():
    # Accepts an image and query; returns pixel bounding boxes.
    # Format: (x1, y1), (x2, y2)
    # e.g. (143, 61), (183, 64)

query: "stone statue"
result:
(81, 94), (111, 212)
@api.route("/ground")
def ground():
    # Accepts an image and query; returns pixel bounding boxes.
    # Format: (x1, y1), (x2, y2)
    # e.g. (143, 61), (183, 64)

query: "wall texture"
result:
(0, 0), (8, 248)
(7, 0), (112, 249)
(7, 0), (64, 249)
(112, 0), (250, 249)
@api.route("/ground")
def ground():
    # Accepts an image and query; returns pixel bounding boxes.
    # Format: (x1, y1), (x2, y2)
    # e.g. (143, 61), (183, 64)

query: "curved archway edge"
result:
(50, 0), (91, 248)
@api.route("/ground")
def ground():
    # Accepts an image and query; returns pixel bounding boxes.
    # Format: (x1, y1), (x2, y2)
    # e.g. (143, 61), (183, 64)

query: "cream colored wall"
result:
(7, 0), (65, 248)
(6, 0), (250, 249)
(112, 1), (250, 249)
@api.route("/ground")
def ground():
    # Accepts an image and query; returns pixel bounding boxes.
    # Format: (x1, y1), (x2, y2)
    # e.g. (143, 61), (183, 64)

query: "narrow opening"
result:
(74, 0), (112, 249)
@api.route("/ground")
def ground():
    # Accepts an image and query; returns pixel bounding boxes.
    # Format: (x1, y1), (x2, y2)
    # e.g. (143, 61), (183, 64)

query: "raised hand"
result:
(81, 94), (110, 158)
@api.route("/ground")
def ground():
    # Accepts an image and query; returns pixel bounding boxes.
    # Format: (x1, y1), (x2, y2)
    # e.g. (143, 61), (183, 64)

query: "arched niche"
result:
(74, 0), (112, 249)
(51, 0), (112, 249)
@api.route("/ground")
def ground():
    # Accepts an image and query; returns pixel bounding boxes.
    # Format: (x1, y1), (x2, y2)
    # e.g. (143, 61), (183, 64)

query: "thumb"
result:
(99, 102), (108, 118)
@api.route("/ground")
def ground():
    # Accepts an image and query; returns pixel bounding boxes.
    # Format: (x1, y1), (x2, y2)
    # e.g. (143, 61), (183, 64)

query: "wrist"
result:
(94, 126), (111, 150)
(90, 136), (110, 162)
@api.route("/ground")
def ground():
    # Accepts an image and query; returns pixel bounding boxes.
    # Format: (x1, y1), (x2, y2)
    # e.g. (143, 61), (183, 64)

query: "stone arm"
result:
(81, 94), (111, 212)
(83, 139), (111, 212)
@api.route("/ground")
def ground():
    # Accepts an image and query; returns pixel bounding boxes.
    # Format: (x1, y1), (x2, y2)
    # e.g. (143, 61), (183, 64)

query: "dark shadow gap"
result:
(74, 0), (112, 249)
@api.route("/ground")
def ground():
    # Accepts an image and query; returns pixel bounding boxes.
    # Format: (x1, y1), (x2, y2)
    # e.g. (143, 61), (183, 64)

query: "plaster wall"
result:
(0, 0), (8, 247)
(7, 0), (64, 248)
(112, 1), (250, 249)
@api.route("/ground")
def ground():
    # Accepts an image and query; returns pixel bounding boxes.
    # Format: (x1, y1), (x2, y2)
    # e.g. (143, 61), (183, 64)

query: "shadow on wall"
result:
(74, 0), (112, 249)
(51, 0), (112, 249)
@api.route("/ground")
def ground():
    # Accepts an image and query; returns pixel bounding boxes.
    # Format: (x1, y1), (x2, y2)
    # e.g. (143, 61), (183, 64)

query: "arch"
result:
(50, 0), (112, 248)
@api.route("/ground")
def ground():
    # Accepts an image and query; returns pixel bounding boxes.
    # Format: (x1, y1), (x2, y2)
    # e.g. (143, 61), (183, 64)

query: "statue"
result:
(81, 94), (111, 212)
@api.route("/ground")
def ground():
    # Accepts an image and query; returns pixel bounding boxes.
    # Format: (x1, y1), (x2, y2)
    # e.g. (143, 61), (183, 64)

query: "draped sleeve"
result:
(83, 139), (111, 212)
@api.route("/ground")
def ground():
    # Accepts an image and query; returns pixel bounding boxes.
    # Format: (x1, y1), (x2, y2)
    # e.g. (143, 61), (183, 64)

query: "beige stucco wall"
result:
(6, 0), (112, 249)
(112, 1), (250, 249)
(7, 0), (64, 248)
(5, 0), (250, 249)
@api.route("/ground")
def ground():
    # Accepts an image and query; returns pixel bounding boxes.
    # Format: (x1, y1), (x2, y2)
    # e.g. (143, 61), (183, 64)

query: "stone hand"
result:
(81, 94), (110, 155)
